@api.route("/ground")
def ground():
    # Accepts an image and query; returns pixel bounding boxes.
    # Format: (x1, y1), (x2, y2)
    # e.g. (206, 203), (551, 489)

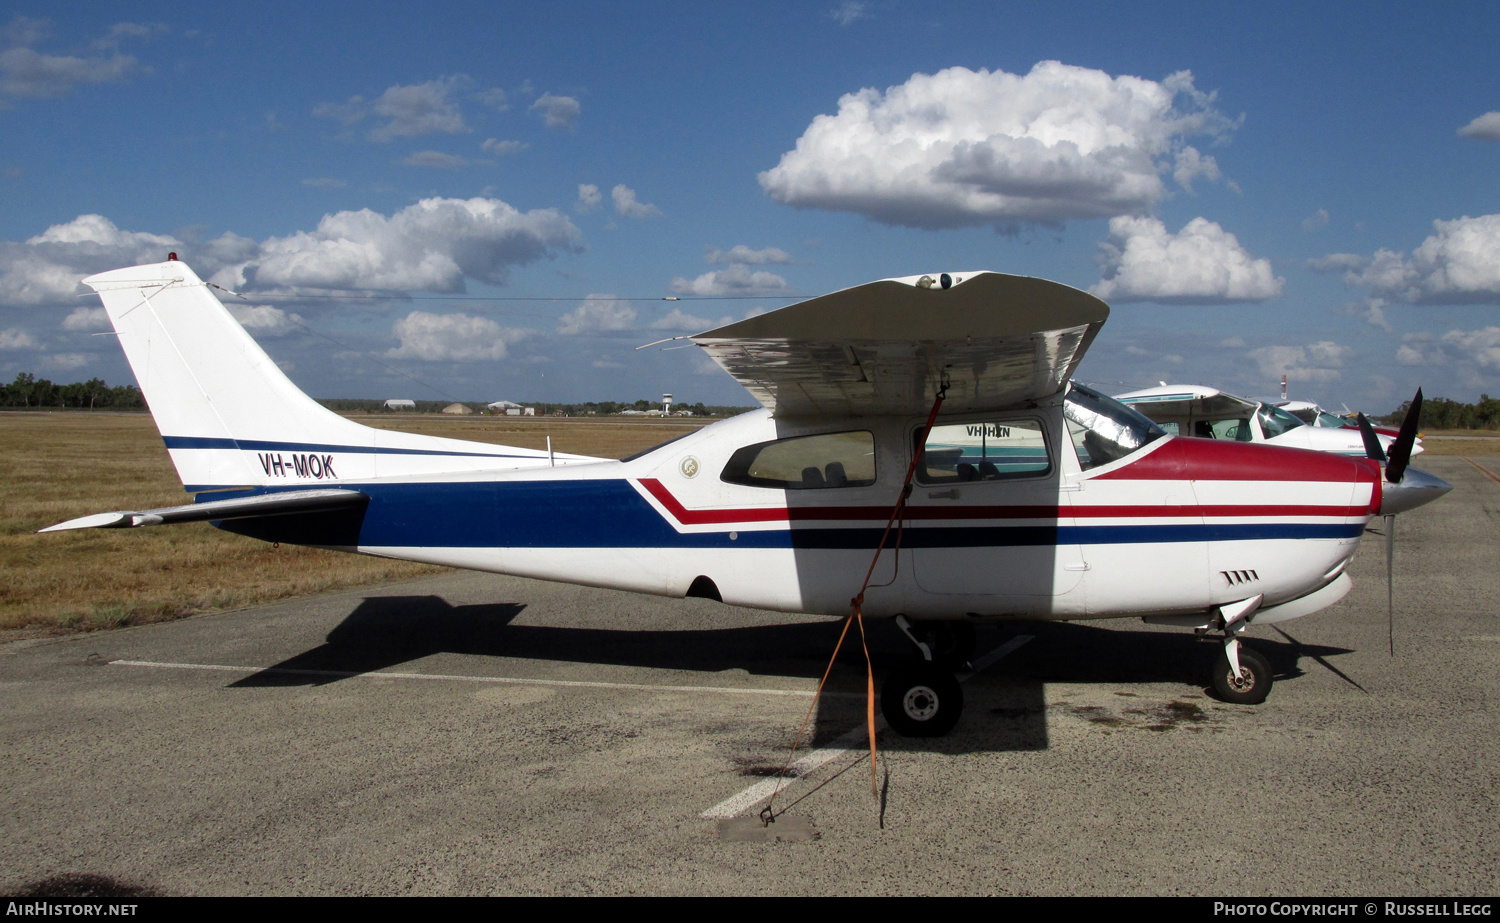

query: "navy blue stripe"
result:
(200, 480), (1366, 550)
(163, 435), (536, 459)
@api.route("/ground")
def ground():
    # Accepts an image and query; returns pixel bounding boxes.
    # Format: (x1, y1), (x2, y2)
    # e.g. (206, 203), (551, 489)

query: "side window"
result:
(1209, 418), (1253, 441)
(721, 431), (876, 490)
(916, 418), (1052, 483)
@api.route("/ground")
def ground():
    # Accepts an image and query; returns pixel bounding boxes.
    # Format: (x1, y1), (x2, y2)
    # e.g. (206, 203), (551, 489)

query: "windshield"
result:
(1064, 383), (1166, 470)
(1256, 403), (1305, 439)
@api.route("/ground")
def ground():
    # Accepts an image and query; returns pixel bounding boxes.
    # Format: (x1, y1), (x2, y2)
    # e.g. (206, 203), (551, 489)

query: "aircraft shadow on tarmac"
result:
(228, 595), (1353, 753)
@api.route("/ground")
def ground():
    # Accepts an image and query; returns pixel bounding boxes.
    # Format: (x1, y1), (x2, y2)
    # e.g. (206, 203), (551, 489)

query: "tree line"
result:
(1383, 394), (1500, 431)
(1, 373), (146, 410)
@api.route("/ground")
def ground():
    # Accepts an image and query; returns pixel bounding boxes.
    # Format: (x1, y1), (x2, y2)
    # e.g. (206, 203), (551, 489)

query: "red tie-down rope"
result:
(761, 377), (950, 822)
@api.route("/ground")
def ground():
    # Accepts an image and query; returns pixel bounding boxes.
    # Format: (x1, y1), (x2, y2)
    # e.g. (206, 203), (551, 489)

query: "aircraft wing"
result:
(690, 271), (1107, 417)
(38, 488), (367, 532)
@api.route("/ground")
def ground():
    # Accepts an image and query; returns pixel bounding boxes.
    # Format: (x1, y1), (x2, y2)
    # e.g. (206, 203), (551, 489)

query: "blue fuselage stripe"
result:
(201, 479), (1366, 549)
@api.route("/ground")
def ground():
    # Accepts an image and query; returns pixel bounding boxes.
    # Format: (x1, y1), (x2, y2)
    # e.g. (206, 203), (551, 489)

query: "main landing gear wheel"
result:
(881, 664), (964, 737)
(1211, 644), (1273, 705)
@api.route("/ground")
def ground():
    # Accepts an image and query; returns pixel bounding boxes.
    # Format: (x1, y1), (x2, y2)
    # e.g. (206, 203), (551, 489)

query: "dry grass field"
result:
(0, 412), (705, 638)
(1411, 430), (1500, 454)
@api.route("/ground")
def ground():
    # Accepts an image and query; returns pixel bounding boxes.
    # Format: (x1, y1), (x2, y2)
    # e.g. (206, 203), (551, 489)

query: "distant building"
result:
(441, 402), (474, 415)
(383, 399), (416, 411)
(487, 399), (535, 416)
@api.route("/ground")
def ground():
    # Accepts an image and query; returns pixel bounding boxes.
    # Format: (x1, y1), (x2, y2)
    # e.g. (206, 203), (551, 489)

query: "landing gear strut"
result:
(897, 617), (976, 669)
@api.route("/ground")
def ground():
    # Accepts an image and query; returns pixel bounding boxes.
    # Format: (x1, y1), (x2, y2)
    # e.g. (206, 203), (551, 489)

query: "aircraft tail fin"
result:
(84, 259), (590, 491)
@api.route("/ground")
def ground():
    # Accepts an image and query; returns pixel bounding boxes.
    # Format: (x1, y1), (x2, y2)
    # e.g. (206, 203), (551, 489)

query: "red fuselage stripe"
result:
(636, 479), (1370, 527)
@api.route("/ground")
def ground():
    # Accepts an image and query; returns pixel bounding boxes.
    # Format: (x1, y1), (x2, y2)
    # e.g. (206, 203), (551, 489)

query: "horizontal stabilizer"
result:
(38, 489), (368, 533)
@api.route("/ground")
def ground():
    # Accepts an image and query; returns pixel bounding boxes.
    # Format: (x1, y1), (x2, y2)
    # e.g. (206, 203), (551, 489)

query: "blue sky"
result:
(2, 1), (1497, 411)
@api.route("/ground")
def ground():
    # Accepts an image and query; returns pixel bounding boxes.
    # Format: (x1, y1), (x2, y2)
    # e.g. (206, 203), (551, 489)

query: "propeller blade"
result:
(1355, 413), (1387, 463)
(1385, 388), (1423, 484)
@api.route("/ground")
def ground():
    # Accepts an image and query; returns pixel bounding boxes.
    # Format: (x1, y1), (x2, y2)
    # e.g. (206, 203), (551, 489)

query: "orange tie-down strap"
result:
(762, 381), (949, 822)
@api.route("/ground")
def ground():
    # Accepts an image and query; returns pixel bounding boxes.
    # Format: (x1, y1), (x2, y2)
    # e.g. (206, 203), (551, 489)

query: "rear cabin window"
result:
(916, 418), (1052, 483)
(720, 431), (876, 490)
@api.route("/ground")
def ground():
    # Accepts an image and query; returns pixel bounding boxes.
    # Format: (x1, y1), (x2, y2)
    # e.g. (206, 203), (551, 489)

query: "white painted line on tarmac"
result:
(699, 634), (1034, 819)
(702, 720), (886, 819)
(110, 659), (842, 698)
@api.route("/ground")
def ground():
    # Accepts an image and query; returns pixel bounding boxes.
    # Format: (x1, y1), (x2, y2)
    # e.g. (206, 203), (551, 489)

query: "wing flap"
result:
(39, 488), (368, 533)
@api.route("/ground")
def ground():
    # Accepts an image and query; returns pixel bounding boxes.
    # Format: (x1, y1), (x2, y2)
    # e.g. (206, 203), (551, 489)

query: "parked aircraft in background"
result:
(1115, 384), (1421, 458)
(42, 260), (1450, 735)
(1275, 400), (1408, 442)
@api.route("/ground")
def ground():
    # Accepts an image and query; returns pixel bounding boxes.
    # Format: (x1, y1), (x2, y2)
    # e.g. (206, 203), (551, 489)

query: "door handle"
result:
(927, 489), (959, 500)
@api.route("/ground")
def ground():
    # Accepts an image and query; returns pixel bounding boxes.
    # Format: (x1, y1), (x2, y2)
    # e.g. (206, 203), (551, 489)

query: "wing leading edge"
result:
(691, 272), (1108, 417)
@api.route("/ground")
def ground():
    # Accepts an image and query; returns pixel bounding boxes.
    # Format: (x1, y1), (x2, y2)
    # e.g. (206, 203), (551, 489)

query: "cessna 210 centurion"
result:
(43, 259), (1451, 736)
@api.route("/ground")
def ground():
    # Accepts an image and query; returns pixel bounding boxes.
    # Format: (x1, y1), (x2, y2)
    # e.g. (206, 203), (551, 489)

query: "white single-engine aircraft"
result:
(43, 259), (1452, 736)
(1115, 384), (1422, 459)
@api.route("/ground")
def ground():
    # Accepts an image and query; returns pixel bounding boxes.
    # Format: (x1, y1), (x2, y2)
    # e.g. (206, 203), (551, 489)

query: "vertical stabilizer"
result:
(84, 260), (590, 490)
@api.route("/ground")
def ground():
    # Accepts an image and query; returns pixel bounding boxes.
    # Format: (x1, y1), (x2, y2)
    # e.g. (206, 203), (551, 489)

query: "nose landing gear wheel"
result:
(881, 664), (963, 737)
(1211, 644), (1273, 704)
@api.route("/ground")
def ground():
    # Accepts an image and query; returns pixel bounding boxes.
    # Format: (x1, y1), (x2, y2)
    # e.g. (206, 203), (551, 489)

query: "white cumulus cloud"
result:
(1340, 214), (1500, 304)
(650, 308), (732, 331)
(227, 303), (304, 337)
(668, 265), (789, 296)
(0, 18), (159, 101)
(401, 150), (469, 168)
(315, 76), (476, 141)
(1306, 253), (1365, 273)
(61, 306), (109, 331)
(481, 138), (526, 155)
(759, 61), (1239, 229)
(387, 311), (532, 361)
(558, 295), (637, 335)
(0, 214), (180, 305)
(0, 328), (38, 349)
(369, 77), (471, 142)
(1248, 341), (1350, 382)
(1172, 146), (1221, 192)
(0, 199), (584, 309)
(830, 2), (869, 26)
(612, 185), (661, 218)
(531, 93), (580, 130)
(46, 352), (91, 370)
(705, 245), (792, 265)
(1398, 327), (1500, 370)
(576, 184), (601, 212)
(232, 197), (583, 293)
(1090, 216), (1282, 303)
(1458, 112), (1500, 141)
